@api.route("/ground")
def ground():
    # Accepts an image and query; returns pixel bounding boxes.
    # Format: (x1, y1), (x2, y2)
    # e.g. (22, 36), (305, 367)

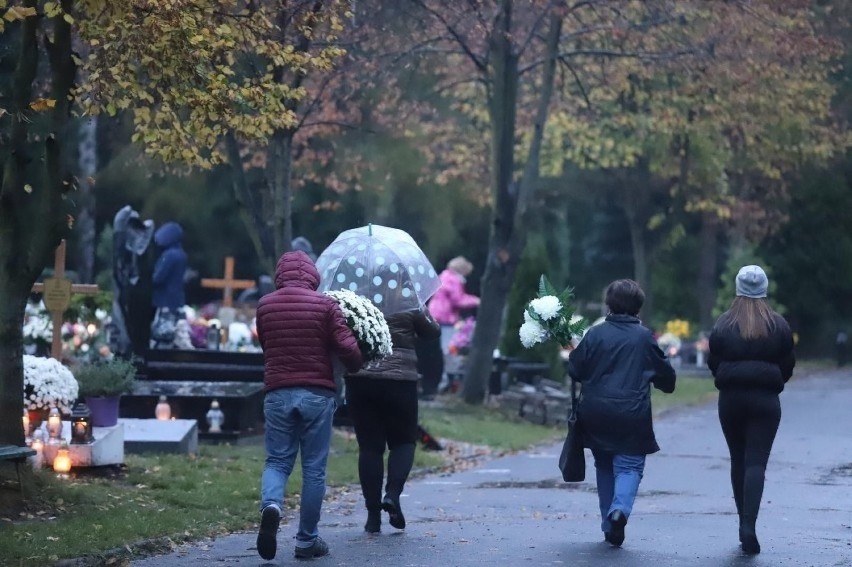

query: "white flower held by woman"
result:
(529, 295), (562, 321)
(519, 320), (547, 348)
(324, 290), (393, 362)
(519, 275), (587, 349)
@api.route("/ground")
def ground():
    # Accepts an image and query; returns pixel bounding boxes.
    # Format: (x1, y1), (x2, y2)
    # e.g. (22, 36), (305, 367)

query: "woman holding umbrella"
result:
(316, 225), (442, 533)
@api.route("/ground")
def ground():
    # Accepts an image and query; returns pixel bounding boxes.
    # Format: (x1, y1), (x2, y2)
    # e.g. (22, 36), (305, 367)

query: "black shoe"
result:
(604, 532), (614, 544)
(256, 505), (281, 560)
(739, 526), (760, 554)
(607, 510), (626, 547)
(365, 510), (381, 533)
(294, 536), (330, 559)
(382, 494), (406, 530)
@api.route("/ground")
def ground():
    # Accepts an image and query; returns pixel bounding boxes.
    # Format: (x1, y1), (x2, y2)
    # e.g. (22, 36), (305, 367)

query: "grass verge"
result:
(0, 377), (716, 565)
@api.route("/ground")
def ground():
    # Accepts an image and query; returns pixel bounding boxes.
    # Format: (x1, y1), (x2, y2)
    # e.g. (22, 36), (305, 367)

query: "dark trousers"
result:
(416, 337), (444, 397)
(718, 390), (781, 529)
(345, 378), (418, 511)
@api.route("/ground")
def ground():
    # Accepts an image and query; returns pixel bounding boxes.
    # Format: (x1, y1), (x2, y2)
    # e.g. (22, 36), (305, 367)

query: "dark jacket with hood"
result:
(707, 311), (795, 394)
(152, 222), (188, 310)
(256, 250), (363, 393)
(567, 314), (676, 455)
(347, 308), (440, 382)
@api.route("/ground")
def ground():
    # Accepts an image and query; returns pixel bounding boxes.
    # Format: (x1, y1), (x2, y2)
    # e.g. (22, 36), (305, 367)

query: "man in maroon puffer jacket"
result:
(254, 250), (363, 561)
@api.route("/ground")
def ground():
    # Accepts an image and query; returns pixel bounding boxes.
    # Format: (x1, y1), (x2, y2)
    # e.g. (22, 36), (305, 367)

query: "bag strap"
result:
(568, 376), (579, 419)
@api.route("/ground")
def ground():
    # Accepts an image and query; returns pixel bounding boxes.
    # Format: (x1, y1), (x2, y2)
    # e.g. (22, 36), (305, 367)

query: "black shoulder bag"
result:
(558, 377), (585, 482)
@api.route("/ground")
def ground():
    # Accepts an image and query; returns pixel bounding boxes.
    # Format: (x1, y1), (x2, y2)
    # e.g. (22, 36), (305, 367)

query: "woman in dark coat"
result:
(567, 279), (676, 547)
(708, 265), (795, 555)
(345, 305), (440, 533)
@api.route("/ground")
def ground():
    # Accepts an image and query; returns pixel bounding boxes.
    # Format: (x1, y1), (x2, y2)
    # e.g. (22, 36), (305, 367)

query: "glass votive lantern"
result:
(53, 443), (72, 476)
(70, 402), (94, 444)
(47, 407), (62, 444)
(155, 395), (171, 420)
(30, 430), (45, 468)
(23, 409), (31, 445)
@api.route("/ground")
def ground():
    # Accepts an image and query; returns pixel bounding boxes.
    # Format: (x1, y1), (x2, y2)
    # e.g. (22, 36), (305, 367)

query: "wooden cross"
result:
(200, 257), (254, 308)
(31, 240), (100, 359)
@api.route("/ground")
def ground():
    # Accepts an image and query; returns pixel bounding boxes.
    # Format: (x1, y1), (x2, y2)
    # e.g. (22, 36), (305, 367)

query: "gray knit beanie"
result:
(735, 265), (768, 299)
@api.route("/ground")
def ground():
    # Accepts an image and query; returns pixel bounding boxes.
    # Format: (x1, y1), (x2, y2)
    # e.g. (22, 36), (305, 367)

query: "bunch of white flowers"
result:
(325, 290), (393, 362)
(519, 275), (587, 349)
(23, 355), (79, 413)
(22, 301), (52, 345)
(519, 310), (548, 348)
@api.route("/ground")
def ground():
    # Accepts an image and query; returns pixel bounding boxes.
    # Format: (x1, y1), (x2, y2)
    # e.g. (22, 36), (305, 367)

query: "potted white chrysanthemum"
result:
(23, 355), (79, 427)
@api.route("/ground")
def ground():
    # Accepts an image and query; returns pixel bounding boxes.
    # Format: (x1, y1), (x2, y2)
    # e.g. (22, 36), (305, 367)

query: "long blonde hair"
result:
(718, 296), (777, 340)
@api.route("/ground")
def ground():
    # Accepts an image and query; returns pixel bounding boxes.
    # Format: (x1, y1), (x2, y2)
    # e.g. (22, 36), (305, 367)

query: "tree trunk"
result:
(226, 133), (272, 273)
(463, 8), (562, 403)
(624, 202), (653, 320)
(0, 0), (75, 445)
(0, 264), (28, 447)
(75, 117), (98, 283)
(696, 211), (719, 331)
(268, 131), (295, 264)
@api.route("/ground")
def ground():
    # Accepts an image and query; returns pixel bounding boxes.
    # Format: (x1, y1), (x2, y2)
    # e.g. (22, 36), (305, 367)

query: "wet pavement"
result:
(133, 370), (852, 566)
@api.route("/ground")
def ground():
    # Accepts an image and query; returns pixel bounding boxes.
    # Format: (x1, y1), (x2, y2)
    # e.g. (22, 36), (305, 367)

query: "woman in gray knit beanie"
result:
(707, 265), (796, 554)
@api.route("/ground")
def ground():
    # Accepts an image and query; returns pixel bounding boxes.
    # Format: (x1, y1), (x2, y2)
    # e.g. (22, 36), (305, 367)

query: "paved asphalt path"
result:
(133, 370), (852, 566)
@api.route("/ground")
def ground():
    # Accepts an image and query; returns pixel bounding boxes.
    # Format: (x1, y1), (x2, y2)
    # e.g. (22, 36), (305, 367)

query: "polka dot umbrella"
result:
(316, 224), (441, 314)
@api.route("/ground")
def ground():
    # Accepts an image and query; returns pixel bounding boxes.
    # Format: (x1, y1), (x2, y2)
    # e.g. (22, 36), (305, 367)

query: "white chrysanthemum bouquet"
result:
(519, 276), (587, 349)
(324, 290), (393, 362)
(23, 355), (79, 413)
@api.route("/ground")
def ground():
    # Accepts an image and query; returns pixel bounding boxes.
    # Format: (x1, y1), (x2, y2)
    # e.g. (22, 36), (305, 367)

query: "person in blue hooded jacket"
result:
(150, 222), (188, 347)
(567, 279), (676, 548)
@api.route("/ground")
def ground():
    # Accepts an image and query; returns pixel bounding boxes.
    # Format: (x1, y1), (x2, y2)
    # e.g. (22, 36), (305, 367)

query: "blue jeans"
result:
(260, 388), (337, 547)
(592, 451), (646, 533)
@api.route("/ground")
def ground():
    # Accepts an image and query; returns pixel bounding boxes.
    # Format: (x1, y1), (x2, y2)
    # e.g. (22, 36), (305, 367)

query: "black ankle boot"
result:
(364, 509), (381, 533)
(739, 516), (760, 554)
(382, 494), (406, 529)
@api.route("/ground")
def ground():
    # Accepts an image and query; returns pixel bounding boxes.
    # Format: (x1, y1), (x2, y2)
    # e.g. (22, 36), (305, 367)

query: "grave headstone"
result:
(120, 418), (198, 454)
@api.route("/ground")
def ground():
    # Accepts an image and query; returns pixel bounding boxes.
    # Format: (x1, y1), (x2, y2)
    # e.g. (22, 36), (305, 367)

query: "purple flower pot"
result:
(86, 396), (120, 427)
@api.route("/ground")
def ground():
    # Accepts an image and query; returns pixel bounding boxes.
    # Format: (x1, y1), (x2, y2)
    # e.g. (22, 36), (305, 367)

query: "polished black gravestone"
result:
(121, 349), (266, 440)
(121, 348), (357, 440)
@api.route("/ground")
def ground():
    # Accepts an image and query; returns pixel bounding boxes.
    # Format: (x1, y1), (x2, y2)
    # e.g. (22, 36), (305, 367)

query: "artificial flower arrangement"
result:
(23, 355), (79, 414)
(22, 301), (53, 353)
(324, 290), (393, 362)
(664, 319), (691, 340)
(519, 275), (587, 348)
(448, 316), (475, 355)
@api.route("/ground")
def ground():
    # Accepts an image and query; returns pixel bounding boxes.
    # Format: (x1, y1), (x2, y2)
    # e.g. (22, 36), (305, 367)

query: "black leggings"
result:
(345, 378), (418, 511)
(718, 390), (781, 524)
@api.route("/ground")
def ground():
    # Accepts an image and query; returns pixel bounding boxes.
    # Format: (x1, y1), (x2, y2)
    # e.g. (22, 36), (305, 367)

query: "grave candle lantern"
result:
(155, 395), (171, 420)
(47, 407), (62, 444)
(53, 444), (72, 476)
(70, 402), (94, 444)
(23, 409), (31, 445)
(31, 430), (45, 468)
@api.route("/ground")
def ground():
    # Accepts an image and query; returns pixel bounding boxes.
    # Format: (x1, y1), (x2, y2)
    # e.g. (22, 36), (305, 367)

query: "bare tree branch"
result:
(411, 0), (488, 73)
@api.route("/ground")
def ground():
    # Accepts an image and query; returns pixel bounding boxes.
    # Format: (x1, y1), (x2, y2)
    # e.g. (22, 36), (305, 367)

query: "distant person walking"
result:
(567, 279), (676, 547)
(428, 256), (480, 353)
(254, 251), (363, 561)
(345, 303), (440, 533)
(708, 265), (795, 555)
